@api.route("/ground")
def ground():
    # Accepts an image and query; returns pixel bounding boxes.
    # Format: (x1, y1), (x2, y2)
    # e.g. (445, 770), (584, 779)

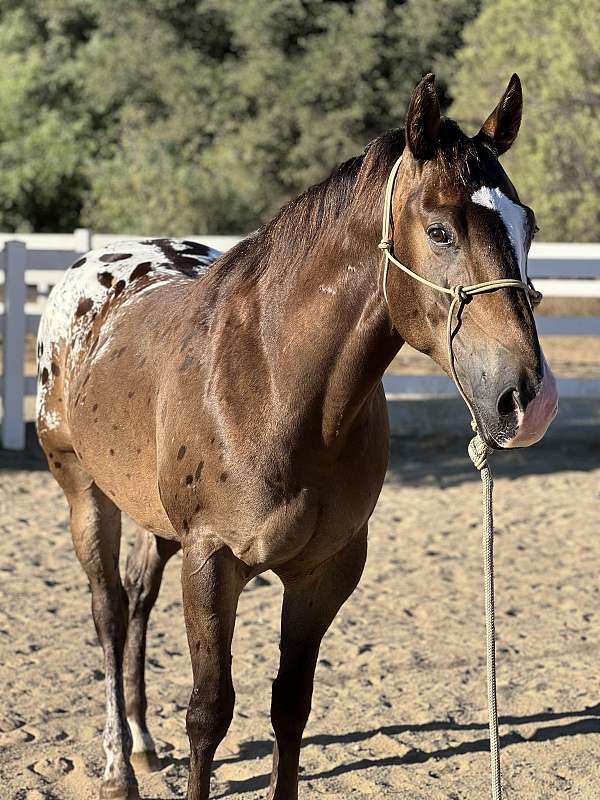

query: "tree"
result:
(449, 0), (600, 242)
(0, 0), (482, 233)
(0, 3), (96, 230)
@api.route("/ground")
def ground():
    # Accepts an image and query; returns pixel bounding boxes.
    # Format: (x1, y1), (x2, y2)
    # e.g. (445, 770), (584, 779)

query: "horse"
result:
(36, 72), (557, 800)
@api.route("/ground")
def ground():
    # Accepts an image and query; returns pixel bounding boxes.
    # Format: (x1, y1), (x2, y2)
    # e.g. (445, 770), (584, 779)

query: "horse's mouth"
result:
(474, 359), (558, 450)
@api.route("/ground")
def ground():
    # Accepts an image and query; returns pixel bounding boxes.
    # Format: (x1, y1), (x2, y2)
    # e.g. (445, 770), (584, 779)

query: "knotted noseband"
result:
(378, 155), (542, 428)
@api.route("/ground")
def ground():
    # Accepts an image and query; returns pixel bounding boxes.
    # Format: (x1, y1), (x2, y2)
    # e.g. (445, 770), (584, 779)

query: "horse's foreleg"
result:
(123, 529), (180, 772)
(268, 528), (368, 800)
(66, 466), (137, 800)
(181, 543), (246, 800)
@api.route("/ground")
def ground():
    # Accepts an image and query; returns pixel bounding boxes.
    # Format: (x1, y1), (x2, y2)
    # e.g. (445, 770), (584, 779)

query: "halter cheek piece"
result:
(378, 155), (542, 429)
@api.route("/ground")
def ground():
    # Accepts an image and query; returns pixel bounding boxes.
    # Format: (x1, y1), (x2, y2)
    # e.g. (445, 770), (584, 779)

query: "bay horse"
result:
(36, 73), (557, 800)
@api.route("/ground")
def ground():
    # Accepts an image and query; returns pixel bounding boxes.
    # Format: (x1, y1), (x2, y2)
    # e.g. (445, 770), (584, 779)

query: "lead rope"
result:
(379, 155), (542, 800)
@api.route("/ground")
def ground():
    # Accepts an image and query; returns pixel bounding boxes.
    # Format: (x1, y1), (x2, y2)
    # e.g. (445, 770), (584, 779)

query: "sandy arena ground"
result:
(1, 428), (599, 800)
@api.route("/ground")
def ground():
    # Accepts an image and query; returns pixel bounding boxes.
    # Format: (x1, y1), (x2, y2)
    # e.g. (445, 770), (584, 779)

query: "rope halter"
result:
(378, 154), (544, 800)
(378, 154), (541, 429)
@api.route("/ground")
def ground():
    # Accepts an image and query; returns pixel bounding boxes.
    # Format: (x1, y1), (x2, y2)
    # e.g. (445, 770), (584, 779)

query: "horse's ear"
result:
(476, 74), (523, 156)
(405, 73), (441, 160)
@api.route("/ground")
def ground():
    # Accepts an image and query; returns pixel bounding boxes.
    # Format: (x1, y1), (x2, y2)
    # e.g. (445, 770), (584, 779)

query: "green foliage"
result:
(450, 0), (600, 242)
(0, 0), (483, 233)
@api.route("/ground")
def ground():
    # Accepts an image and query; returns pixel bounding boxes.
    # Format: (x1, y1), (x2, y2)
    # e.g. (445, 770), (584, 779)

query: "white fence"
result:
(1, 230), (599, 449)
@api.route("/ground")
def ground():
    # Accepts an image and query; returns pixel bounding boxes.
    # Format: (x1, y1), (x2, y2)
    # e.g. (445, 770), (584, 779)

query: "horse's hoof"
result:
(99, 780), (140, 800)
(131, 749), (161, 773)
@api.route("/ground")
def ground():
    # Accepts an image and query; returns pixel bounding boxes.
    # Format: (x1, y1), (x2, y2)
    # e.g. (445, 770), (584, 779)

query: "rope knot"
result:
(468, 433), (493, 472)
(378, 238), (392, 251)
(451, 285), (470, 303)
(529, 287), (543, 308)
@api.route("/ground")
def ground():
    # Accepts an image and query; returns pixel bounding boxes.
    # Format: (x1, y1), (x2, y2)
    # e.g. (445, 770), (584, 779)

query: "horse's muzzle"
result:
(500, 356), (558, 448)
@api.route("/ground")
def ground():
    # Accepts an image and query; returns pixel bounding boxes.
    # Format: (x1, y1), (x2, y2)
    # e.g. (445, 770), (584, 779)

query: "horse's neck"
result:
(259, 229), (402, 446)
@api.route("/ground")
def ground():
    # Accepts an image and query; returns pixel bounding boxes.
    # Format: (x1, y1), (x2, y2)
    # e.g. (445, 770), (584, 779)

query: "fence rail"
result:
(1, 229), (599, 449)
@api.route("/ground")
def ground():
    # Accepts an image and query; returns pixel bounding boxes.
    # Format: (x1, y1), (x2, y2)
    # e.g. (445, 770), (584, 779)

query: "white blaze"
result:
(471, 186), (529, 283)
(471, 186), (558, 447)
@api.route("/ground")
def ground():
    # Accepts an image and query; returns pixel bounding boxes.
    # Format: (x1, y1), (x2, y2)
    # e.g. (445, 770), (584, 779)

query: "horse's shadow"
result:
(207, 704), (600, 797)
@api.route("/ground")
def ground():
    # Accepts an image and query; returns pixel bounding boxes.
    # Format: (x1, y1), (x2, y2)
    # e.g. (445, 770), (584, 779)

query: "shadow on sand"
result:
(147, 705), (600, 798)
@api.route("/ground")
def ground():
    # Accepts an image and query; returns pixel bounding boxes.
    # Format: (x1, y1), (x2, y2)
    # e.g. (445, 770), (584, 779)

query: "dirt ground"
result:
(1, 428), (599, 800)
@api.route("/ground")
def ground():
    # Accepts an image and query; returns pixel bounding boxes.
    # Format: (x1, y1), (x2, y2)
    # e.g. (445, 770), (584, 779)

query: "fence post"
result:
(74, 227), (92, 252)
(2, 241), (27, 450)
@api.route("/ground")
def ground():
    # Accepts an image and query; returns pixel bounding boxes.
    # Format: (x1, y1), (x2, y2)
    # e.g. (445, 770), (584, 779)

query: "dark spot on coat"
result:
(185, 474), (193, 485)
(41, 367), (49, 385)
(127, 390), (134, 399)
(92, 403), (98, 412)
(98, 271), (113, 288)
(179, 334), (193, 354)
(51, 362), (60, 377)
(179, 354), (194, 371)
(99, 253), (131, 263)
(109, 448), (114, 456)
(182, 240), (211, 256)
(219, 472), (228, 482)
(76, 297), (93, 317)
(194, 504), (201, 513)
(195, 461), (204, 481)
(53, 461), (62, 469)
(136, 447), (141, 454)
(141, 239), (205, 276)
(110, 346), (127, 362)
(129, 262), (152, 281)
(71, 257), (86, 269)
(177, 445), (186, 461)
(113, 279), (126, 297)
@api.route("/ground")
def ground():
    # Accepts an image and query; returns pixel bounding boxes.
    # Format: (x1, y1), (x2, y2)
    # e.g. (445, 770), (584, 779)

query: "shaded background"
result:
(0, 0), (597, 240)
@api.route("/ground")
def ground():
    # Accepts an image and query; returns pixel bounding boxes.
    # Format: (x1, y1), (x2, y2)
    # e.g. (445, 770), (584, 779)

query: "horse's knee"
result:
(186, 682), (235, 753)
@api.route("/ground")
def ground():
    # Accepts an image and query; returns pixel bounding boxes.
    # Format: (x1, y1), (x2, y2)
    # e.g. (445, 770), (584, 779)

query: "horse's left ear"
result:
(476, 74), (523, 156)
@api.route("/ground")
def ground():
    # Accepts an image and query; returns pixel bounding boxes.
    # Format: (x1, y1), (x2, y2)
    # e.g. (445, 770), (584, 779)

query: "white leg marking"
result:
(127, 716), (156, 754)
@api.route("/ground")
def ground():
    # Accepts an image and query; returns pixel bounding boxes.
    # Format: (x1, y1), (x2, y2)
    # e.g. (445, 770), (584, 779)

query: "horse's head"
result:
(384, 73), (557, 448)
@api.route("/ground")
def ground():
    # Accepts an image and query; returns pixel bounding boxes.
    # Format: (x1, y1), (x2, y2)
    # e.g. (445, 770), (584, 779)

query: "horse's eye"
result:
(427, 224), (452, 246)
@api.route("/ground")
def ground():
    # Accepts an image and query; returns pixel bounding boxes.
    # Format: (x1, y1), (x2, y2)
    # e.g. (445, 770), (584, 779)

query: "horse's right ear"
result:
(405, 73), (441, 160)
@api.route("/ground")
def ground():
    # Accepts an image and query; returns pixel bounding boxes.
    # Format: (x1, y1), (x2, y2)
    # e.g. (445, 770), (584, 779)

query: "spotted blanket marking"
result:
(36, 238), (221, 430)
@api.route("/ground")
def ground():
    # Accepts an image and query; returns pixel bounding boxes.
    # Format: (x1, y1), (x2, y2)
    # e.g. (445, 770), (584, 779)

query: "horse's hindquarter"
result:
(37, 239), (220, 536)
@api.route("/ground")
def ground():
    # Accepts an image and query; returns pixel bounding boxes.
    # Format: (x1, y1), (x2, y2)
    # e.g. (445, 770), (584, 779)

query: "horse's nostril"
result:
(497, 386), (519, 417)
